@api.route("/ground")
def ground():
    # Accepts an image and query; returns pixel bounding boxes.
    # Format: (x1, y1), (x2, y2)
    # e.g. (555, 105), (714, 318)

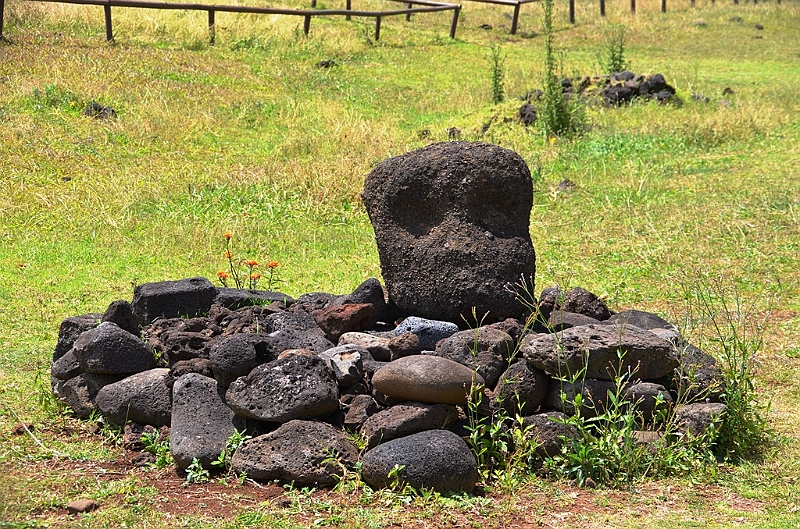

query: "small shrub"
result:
(184, 457), (210, 484)
(598, 24), (628, 75)
(211, 428), (251, 472)
(489, 44), (505, 105)
(141, 429), (173, 469)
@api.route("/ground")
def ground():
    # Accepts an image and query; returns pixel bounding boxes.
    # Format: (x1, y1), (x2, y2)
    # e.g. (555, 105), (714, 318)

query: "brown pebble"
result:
(66, 499), (99, 515)
(12, 423), (34, 436)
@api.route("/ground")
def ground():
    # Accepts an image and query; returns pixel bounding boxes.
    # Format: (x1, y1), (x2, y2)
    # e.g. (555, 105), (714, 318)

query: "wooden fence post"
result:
(630, 0), (636, 14)
(449, 5), (459, 38)
(374, 16), (381, 40)
(661, 0), (666, 12)
(406, 2), (412, 21)
(346, 0), (351, 20)
(208, 9), (215, 44)
(104, 3), (113, 41)
(303, 14), (310, 35)
(569, 0), (575, 23)
(0, 0), (5, 41)
(510, 3), (520, 34)
(600, 0), (605, 17)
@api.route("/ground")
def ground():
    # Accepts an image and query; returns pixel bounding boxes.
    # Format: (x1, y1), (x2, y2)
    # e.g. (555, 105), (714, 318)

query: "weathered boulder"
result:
(231, 420), (358, 486)
(623, 381), (673, 423)
(666, 343), (724, 403)
(522, 411), (576, 458)
(53, 314), (101, 362)
(209, 333), (272, 387)
(388, 332), (420, 361)
(313, 303), (374, 343)
(164, 358), (214, 388)
(51, 350), (82, 381)
(170, 373), (239, 469)
(361, 429), (478, 493)
(318, 344), (364, 387)
(60, 373), (122, 419)
(362, 141), (536, 325)
(493, 359), (550, 416)
(226, 354), (339, 422)
(394, 317), (459, 351)
(73, 322), (156, 375)
(262, 328), (335, 356)
(332, 278), (391, 326)
(214, 288), (294, 310)
(143, 317), (219, 365)
(561, 287), (611, 321)
(431, 327), (514, 388)
(343, 394), (382, 431)
(102, 300), (140, 337)
(675, 403), (726, 437)
(544, 378), (617, 418)
(522, 323), (678, 381)
(95, 368), (172, 427)
(339, 332), (393, 362)
(132, 277), (217, 325)
(372, 355), (483, 405)
(547, 310), (600, 331)
(361, 401), (457, 449)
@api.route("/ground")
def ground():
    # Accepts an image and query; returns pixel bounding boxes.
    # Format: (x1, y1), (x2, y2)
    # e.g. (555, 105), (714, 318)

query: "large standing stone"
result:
(361, 429), (478, 494)
(225, 354), (339, 422)
(171, 373), (239, 469)
(522, 323), (678, 381)
(95, 368), (172, 427)
(72, 322), (156, 375)
(132, 277), (217, 325)
(230, 420), (359, 486)
(372, 355), (483, 405)
(362, 142), (536, 325)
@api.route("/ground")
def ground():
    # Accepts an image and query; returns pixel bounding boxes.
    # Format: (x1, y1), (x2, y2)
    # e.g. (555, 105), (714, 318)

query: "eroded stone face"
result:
(362, 141), (536, 325)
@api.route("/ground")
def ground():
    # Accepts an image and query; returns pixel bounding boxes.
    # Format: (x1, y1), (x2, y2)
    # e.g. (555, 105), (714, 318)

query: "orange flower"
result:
(267, 261), (279, 269)
(250, 273), (261, 280)
(243, 259), (258, 267)
(224, 250), (233, 259)
(223, 232), (233, 240)
(217, 271), (229, 279)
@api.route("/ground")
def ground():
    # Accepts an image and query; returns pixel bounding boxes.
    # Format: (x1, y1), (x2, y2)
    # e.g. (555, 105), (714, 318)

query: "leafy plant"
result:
(211, 428), (251, 472)
(598, 24), (628, 75)
(141, 429), (173, 469)
(679, 272), (773, 462)
(184, 457), (210, 484)
(216, 232), (281, 290)
(538, 0), (582, 138)
(489, 44), (505, 105)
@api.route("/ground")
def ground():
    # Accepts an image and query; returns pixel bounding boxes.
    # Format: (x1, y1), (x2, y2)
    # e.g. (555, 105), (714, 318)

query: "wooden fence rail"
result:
(1, 0), (461, 41)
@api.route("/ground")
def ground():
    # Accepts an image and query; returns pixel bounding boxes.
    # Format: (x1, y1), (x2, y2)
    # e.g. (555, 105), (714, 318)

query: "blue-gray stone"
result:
(394, 317), (459, 350)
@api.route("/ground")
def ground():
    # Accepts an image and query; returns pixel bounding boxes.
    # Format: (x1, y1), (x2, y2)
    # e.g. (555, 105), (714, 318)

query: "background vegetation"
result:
(0, 0), (798, 526)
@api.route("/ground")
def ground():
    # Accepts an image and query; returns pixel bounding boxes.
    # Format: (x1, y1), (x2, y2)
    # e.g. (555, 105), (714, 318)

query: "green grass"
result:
(1, 0), (800, 526)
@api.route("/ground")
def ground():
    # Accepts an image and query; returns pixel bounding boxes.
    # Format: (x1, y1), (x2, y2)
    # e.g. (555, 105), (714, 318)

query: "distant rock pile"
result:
(517, 71), (681, 126)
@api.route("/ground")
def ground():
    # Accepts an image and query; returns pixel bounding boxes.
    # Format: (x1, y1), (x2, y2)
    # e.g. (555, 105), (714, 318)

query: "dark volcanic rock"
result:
(362, 141), (536, 325)
(675, 403), (726, 437)
(231, 420), (358, 486)
(361, 429), (478, 494)
(102, 300), (140, 337)
(209, 333), (273, 387)
(547, 310), (600, 331)
(60, 373), (122, 419)
(95, 368), (172, 427)
(493, 359), (549, 415)
(522, 411), (576, 458)
(171, 373), (239, 469)
(164, 358), (213, 388)
(225, 354), (339, 422)
(313, 303), (374, 343)
(132, 277), (217, 325)
(561, 287), (611, 321)
(73, 322), (156, 375)
(431, 327), (514, 388)
(334, 278), (391, 326)
(544, 378), (616, 418)
(214, 288), (294, 310)
(361, 401), (457, 449)
(53, 314), (100, 362)
(522, 323), (678, 381)
(623, 381), (673, 423)
(343, 394), (382, 431)
(51, 350), (82, 381)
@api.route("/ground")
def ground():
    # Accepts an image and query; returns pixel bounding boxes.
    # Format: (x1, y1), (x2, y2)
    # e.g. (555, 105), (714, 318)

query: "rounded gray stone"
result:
(361, 429), (478, 494)
(432, 327), (514, 388)
(361, 401), (457, 449)
(95, 368), (172, 427)
(72, 321), (156, 375)
(372, 355), (484, 405)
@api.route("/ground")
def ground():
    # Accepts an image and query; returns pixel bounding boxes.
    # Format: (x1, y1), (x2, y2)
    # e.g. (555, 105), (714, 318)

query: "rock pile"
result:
(51, 278), (725, 494)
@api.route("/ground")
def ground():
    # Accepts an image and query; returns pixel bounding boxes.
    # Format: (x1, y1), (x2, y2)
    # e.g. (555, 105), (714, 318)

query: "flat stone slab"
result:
(521, 323), (678, 381)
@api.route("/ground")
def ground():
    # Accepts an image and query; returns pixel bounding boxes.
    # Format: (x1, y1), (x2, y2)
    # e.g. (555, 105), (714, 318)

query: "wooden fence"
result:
(0, 0), (785, 42)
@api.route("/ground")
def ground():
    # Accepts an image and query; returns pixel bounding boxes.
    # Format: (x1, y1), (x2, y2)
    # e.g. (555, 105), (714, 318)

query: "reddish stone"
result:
(313, 303), (374, 342)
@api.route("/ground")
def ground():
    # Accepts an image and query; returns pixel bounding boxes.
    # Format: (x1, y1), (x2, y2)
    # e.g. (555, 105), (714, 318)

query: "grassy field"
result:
(1, 0), (799, 526)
